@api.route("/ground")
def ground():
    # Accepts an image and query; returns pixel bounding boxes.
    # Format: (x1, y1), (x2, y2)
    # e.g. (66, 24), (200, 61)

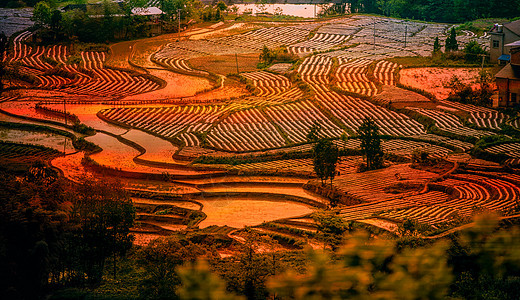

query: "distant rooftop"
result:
(131, 6), (163, 16)
(496, 63), (520, 80)
(228, 0), (344, 4)
(504, 19), (520, 36)
(505, 40), (520, 47)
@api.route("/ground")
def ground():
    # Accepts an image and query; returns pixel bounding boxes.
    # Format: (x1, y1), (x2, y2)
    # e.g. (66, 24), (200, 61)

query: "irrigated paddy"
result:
(197, 196), (314, 228)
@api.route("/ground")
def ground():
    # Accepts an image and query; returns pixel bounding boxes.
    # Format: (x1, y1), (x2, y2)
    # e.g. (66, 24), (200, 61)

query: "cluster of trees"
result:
(258, 45), (298, 68)
(347, 0), (520, 23)
(308, 117), (384, 189)
(29, 0), (226, 43)
(433, 28), (487, 66)
(358, 117), (384, 170)
(54, 212), (520, 299)
(445, 70), (494, 106)
(0, 164), (135, 299)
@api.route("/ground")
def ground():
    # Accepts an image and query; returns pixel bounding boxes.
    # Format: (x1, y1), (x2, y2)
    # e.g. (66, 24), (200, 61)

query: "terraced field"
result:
(5, 13), (518, 242)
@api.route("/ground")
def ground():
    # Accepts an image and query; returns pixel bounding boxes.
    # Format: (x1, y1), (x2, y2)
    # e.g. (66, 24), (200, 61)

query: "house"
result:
(495, 41), (520, 107)
(489, 19), (520, 63)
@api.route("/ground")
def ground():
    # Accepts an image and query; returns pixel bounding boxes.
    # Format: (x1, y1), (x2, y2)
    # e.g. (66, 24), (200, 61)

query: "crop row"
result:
(62, 51), (160, 97)
(288, 33), (350, 54)
(153, 53), (209, 77)
(439, 101), (507, 130)
(315, 88), (425, 136)
(101, 105), (226, 139)
(372, 60), (399, 85)
(335, 59), (377, 96)
(484, 143), (520, 158)
(207, 109), (285, 152)
(213, 26), (310, 51)
(264, 100), (344, 144)
(241, 71), (291, 97)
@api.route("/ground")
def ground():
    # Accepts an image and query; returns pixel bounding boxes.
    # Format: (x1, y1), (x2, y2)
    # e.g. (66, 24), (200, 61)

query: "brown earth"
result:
(189, 53), (261, 75)
(399, 67), (493, 101)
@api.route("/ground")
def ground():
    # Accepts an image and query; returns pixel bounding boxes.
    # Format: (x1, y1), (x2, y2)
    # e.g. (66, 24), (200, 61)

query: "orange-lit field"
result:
(399, 67), (490, 100)
(2, 14), (519, 248)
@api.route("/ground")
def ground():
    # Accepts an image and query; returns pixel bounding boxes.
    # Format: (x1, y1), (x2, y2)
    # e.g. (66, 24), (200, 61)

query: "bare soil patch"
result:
(122, 69), (212, 100)
(375, 85), (431, 104)
(189, 53), (260, 75)
(399, 67), (490, 100)
(198, 197), (314, 228)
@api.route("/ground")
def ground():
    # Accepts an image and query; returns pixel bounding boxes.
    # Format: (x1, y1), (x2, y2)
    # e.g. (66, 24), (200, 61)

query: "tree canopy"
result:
(358, 117), (384, 170)
(312, 138), (339, 186)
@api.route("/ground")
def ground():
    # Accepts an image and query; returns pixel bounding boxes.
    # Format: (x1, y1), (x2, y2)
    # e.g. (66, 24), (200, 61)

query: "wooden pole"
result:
(235, 53), (239, 74)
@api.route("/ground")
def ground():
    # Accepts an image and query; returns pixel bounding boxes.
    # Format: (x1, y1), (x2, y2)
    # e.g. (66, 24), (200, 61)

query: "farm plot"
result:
(197, 196), (314, 228)
(379, 202), (462, 225)
(315, 90), (425, 136)
(288, 31), (350, 54)
(152, 46), (210, 77)
(85, 132), (212, 175)
(0, 141), (61, 171)
(9, 32), (75, 89)
(484, 143), (520, 159)
(335, 138), (451, 158)
(230, 157), (361, 175)
(241, 71), (292, 97)
(339, 190), (451, 221)
(264, 100), (343, 144)
(100, 105), (228, 145)
(0, 127), (75, 153)
(381, 139), (451, 158)
(206, 108), (286, 152)
(213, 25), (311, 52)
(334, 59), (378, 96)
(432, 174), (520, 217)
(400, 68), (489, 100)
(332, 163), (437, 203)
(297, 53), (424, 136)
(438, 101), (506, 130)
(408, 107), (496, 138)
(408, 133), (474, 151)
(121, 129), (179, 163)
(62, 51), (160, 98)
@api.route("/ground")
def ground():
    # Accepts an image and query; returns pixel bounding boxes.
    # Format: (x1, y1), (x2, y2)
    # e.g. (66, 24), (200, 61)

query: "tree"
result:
(445, 27), (458, 52)
(312, 139), (339, 186)
(268, 230), (453, 299)
(463, 40), (486, 63)
(445, 71), (493, 106)
(433, 36), (441, 54)
(216, 0), (227, 11)
(177, 260), (244, 300)
(0, 166), (67, 299)
(306, 122), (322, 143)
(0, 31), (6, 93)
(215, 7), (222, 20)
(312, 210), (349, 250)
(32, 1), (52, 27)
(69, 179), (135, 284)
(259, 45), (272, 64)
(358, 117), (384, 170)
(137, 236), (215, 298)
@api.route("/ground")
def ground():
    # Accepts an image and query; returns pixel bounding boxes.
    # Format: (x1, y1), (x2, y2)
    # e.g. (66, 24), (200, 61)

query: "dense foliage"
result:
(358, 116), (384, 170)
(347, 0), (520, 23)
(0, 166), (135, 299)
(445, 70), (494, 106)
(28, 0), (222, 43)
